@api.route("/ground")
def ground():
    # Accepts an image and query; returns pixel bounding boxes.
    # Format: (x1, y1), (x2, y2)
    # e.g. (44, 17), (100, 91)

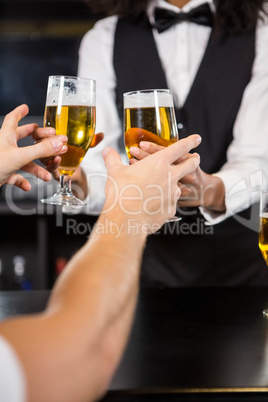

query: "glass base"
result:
(41, 192), (84, 207)
(263, 309), (268, 317)
(41, 175), (85, 208)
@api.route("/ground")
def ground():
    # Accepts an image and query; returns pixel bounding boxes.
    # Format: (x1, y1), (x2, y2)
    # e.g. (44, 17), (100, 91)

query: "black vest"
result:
(113, 14), (268, 287)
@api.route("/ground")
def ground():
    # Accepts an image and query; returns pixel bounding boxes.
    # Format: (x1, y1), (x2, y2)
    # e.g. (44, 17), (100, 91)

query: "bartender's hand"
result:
(0, 104), (68, 191)
(129, 140), (226, 213)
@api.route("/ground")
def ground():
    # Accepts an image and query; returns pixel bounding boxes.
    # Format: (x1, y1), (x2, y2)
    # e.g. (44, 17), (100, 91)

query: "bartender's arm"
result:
(0, 105), (201, 402)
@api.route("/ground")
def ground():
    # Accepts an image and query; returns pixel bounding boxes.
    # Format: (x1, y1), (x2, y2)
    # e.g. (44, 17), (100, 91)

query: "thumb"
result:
(20, 137), (65, 164)
(102, 147), (122, 171)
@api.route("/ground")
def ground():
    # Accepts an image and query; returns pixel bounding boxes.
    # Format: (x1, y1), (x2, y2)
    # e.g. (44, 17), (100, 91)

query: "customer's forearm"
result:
(44, 211), (146, 398)
(0, 212), (146, 402)
(49, 212), (145, 343)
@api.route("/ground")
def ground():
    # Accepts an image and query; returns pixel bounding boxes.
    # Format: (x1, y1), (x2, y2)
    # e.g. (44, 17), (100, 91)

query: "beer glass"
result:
(124, 89), (178, 159)
(259, 191), (268, 316)
(123, 89), (180, 221)
(41, 75), (96, 206)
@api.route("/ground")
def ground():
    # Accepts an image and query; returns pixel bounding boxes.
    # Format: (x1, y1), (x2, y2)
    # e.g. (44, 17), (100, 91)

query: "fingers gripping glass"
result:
(41, 75), (96, 207)
(123, 89), (181, 222)
(259, 191), (268, 316)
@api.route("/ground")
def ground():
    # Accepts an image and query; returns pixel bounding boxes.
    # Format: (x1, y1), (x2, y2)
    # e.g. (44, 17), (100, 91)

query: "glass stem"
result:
(66, 179), (72, 195)
(59, 175), (72, 196)
(59, 174), (65, 191)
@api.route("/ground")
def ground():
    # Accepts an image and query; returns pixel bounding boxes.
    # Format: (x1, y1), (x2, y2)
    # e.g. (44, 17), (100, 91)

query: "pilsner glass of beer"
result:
(123, 89), (180, 221)
(124, 89), (178, 160)
(259, 191), (268, 315)
(41, 75), (96, 206)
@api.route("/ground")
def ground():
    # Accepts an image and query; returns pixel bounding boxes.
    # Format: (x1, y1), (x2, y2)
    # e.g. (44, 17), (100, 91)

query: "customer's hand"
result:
(129, 140), (225, 212)
(0, 104), (68, 191)
(102, 135), (201, 234)
(39, 132), (104, 182)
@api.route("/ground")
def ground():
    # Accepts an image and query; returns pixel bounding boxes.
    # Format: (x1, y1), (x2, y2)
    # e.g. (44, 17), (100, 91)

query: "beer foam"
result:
(45, 77), (96, 106)
(124, 90), (174, 109)
(46, 87), (95, 106)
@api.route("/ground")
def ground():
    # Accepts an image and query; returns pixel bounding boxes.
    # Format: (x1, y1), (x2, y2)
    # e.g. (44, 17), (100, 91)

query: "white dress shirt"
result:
(0, 335), (26, 402)
(78, 0), (268, 223)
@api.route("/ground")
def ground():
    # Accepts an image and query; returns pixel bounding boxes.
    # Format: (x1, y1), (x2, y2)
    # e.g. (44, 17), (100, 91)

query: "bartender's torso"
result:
(113, 2), (268, 286)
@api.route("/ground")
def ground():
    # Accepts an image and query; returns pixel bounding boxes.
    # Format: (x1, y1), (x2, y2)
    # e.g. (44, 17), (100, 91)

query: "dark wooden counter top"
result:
(2, 287), (268, 401)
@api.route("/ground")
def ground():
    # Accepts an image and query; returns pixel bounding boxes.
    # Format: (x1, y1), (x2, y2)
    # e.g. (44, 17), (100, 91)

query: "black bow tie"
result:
(154, 3), (214, 33)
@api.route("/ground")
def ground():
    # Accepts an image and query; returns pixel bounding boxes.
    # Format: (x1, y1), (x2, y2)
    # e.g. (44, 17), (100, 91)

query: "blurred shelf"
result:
(0, 0), (97, 21)
(0, 21), (95, 37)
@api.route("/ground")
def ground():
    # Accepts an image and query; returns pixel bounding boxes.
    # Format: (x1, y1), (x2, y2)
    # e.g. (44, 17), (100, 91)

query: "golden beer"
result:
(44, 105), (96, 175)
(259, 214), (268, 265)
(124, 106), (177, 160)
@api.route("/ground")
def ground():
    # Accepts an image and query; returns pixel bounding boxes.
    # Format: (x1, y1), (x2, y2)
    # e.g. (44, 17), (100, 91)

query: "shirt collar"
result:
(147, 0), (214, 25)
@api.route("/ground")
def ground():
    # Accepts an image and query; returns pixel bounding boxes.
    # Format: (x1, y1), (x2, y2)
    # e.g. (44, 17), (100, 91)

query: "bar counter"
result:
(1, 287), (268, 401)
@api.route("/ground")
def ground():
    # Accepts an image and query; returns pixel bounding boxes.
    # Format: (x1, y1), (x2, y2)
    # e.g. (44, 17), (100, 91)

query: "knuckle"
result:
(186, 173), (196, 185)
(188, 158), (197, 171)
(191, 155), (200, 168)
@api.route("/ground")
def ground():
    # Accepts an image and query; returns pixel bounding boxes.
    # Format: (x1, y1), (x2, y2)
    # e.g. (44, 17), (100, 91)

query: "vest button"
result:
(177, 123), (187, 136)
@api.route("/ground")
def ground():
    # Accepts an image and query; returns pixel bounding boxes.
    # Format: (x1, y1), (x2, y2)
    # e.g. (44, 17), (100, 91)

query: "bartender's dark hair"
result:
(85, 0), (267, 34)
(214, 0), (266, 34)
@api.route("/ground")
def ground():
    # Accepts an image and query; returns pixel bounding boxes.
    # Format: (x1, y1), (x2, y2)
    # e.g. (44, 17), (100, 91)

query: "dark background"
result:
(0, 0), (99, 290)
(0, 0), (97, 118)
